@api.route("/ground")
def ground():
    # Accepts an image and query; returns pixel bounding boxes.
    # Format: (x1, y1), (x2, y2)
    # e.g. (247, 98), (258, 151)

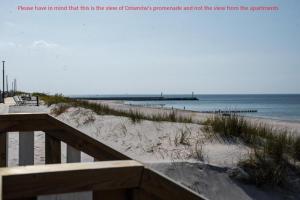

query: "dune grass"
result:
(50, 103), (71, 116)
(35, 93), (193, 124)
(293, 137), (300, 161)
(203, 114), (300, 186)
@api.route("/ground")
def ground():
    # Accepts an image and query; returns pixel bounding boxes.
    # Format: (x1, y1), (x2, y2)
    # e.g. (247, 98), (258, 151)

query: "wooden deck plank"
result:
(1, 161), (143, 200)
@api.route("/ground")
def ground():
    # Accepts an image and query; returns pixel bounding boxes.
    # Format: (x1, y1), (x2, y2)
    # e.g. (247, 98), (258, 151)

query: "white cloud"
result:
(30, 40), (59, 49)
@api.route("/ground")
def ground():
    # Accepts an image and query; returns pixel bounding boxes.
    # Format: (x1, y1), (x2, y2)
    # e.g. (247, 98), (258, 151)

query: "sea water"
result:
(126, 94), (300, 122)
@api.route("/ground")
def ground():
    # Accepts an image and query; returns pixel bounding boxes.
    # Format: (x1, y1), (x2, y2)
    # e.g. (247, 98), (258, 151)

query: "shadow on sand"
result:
(147, 162), (300, 200)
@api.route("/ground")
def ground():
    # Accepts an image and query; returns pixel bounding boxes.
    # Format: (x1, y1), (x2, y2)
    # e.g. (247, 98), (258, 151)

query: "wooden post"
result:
(19, 132), (34, 166)
(0, 132), (7, 167)
(45, 132), (61, 164)
(93, 189), (132, 200)
(20, 197), (37, 200)
(64, 146), (88, 200)
(67, 145), (80, 163)
(38, 192), (92, 200)
(131, 189), (157, 200)
(36, 96), (39, 106)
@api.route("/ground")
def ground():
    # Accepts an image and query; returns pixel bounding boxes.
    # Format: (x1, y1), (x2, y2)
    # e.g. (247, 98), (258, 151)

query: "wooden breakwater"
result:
(72, 96), (199, 101)
(201, 109), (257, 114)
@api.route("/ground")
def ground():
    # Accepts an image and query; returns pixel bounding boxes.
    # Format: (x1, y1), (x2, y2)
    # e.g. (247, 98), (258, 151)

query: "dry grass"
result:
(37, 93), (194, 124)
(175, 127), (192, 146)
(82, 112), (96, 125)
(239, 149), (287, 186)
(203, 114), (300, 186)
(293, 137), (300, 161)
(50, 103), (70, 116)
(193, 140), (204, 161)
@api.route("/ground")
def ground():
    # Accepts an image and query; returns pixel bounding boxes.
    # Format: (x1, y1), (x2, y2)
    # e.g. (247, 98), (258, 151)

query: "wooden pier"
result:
(0, 113), (205, 200)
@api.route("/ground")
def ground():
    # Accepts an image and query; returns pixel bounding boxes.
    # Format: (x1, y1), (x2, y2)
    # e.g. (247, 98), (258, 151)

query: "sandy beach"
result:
(2, 99), (300, 199)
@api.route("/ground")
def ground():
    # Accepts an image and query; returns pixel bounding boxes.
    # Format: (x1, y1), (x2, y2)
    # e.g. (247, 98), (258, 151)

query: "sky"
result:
(0, 0), (299, 95)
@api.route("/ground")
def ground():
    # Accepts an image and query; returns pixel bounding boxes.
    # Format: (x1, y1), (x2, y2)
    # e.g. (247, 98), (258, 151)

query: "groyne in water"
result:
(201, 109), (258, 114)
(71, 96), (199, 101)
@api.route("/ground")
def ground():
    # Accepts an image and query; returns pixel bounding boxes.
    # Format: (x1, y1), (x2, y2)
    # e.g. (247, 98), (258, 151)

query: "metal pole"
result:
(15, 78), (17, 93)
(2, 61), (5, 101)
(12, 81), (14, 96)
(6, 75), (8, 94)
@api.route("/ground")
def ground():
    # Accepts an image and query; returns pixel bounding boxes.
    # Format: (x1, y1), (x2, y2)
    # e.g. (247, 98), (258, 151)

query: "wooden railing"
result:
(0, 113), (206, 200)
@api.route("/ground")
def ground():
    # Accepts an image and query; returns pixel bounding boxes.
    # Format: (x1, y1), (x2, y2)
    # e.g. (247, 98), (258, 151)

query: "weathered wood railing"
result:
(0, 161), (142, 199)
(0, 113), (205, 200)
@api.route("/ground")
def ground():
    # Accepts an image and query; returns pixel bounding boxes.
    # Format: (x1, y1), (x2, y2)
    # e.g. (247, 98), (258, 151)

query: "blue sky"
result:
(0, 0), (299, 94)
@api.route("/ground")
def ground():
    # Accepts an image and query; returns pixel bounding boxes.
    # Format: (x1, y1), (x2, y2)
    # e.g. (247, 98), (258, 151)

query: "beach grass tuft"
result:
(175, 127), (191, 146)
(203, 114), (300, 186)
(293, 137), (300, 161)
(238, 149), (287, 186)
(50, 103), (70, 116)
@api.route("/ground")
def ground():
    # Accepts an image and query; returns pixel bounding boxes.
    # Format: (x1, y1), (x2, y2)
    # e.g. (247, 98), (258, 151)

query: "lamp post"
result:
(2, 61), (5, 101)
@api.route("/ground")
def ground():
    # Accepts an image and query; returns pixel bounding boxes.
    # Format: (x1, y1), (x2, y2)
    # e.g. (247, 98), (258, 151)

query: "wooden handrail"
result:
(0, 160), (143, 200)
(0, 113), (53, 132)
(0, 162), (206, 200)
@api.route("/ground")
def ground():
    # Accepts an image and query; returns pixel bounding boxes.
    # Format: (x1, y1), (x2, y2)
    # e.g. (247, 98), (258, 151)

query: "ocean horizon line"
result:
(67, 93), (300, 97)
